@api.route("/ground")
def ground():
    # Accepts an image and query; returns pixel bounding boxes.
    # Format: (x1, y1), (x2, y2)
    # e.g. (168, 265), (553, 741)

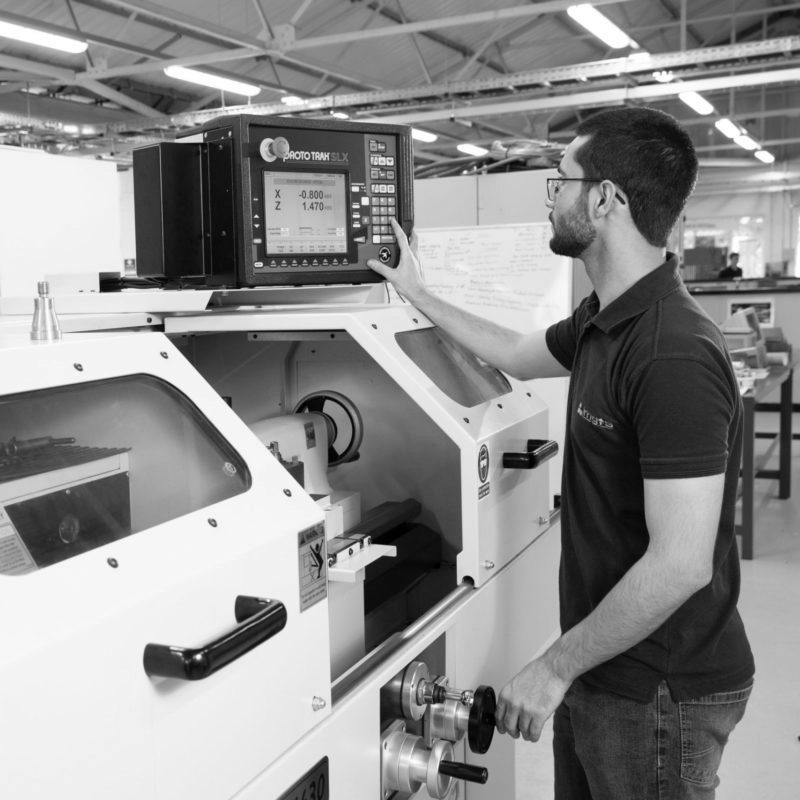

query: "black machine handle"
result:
(143, 595), (287, 680)
(439, 761), (488, 784)
(468, 685), (497, 754)
(503, 439), (559, 470)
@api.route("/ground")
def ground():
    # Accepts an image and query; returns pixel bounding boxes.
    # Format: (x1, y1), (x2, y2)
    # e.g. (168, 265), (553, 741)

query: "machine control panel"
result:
(133, 114), (414, 288)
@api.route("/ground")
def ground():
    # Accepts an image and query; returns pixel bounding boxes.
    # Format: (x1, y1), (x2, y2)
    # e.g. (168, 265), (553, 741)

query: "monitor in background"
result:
(722, 306), (767, 367)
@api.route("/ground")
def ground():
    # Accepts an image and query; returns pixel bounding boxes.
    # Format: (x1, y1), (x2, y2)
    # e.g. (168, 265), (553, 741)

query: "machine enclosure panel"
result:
(164, 304), (553, 586)
(0, 333), (330, 800)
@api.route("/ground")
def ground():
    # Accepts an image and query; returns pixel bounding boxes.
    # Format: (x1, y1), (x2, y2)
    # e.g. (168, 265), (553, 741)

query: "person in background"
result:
(368, 106), (753, 800)
(719, 251), (743, 279)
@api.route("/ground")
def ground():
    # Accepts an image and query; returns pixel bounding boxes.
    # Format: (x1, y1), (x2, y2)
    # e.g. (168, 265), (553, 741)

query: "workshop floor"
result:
(515, 413), (800, 799)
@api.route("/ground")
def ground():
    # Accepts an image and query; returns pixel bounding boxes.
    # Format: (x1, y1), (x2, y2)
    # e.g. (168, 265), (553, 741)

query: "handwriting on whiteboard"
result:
(414, 223), (571, 332)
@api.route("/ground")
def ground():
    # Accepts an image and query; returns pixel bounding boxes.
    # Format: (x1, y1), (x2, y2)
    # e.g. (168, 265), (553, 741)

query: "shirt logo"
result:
(576, 402), (614, 430)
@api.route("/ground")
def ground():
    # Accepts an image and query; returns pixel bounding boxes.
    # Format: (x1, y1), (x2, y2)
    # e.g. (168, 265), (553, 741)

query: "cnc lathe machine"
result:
(0, 113), (561, 800)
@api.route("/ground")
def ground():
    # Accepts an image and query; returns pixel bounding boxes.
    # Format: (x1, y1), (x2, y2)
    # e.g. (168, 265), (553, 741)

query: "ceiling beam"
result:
(82, 35), (800, 108)
(285, 0), (632, 51)
(80, 78), (161, 116)
(372, 67), (800, 125)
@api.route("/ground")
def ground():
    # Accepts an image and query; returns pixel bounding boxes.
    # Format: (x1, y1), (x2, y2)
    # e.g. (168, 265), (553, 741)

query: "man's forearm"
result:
(544, 550), (708, 685)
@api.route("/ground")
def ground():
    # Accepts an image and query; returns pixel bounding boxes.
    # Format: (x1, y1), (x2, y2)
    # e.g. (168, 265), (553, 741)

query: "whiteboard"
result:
(414, 223), (571, 332)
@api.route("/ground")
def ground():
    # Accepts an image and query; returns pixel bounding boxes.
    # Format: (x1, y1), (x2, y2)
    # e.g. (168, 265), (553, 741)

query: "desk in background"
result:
(738, 362), (795, 559)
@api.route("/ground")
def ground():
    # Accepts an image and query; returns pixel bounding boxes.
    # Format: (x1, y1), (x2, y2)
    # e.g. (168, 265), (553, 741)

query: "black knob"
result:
(439, 760), (488, 784)
(468, 684), (496, 754)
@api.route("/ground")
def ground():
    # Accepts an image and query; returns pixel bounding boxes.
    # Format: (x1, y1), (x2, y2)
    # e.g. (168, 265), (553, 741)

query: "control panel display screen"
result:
(264, 171), (348, 255)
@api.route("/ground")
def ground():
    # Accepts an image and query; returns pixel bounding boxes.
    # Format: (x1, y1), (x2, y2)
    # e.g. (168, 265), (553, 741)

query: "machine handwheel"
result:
(468, 685), (496, 754)
(293, 390), (364, 466)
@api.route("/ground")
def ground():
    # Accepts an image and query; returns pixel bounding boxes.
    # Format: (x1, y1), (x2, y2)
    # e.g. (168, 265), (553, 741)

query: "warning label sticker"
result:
(298, 522), (327, 612)
(0, 507), (36, 575)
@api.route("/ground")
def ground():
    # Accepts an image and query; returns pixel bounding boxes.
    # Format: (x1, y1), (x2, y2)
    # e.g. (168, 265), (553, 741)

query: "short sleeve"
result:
(631, 355), (737, 479)
(546, 301), (590, 372)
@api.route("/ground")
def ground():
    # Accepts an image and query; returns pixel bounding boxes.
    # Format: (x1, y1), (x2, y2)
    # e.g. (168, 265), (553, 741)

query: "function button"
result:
(377, 141), (387, 152)
(373, 235), (382, 244)
(386, 156), (395, 166)
(387, 184), (395, 194)
(371, 168), (380, 179)
(387, 170), (395, 180)
(369, 140), (378, 151)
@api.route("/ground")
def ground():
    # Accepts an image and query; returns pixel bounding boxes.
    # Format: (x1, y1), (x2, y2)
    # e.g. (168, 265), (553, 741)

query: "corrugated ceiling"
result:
(0, 0), (798, 182)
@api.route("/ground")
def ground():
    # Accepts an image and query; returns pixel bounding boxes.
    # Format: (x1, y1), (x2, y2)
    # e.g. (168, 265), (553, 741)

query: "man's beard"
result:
(549, 198), (596, 258)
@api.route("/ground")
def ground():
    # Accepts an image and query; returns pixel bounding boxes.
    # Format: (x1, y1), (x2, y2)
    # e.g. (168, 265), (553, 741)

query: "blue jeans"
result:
(553, 678), (752, 799)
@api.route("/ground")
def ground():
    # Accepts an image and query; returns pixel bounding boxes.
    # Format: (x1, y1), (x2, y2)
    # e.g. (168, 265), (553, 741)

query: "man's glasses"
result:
(546, 177), (626, 204)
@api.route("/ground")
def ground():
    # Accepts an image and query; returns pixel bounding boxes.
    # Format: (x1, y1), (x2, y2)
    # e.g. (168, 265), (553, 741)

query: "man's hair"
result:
(574, 107), (698, 248)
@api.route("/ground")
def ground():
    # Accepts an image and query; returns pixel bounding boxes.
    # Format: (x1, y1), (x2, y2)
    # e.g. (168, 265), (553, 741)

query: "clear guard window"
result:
(395, 327), (512, 407)
(0, 375), (250, 575)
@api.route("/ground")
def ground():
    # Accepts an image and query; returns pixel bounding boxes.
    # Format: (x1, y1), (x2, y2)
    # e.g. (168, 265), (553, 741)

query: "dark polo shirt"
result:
(545, 254), (754, 702)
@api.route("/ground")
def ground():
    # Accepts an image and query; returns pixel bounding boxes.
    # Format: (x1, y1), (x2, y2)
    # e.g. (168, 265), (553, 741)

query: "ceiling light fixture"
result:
(330, 111), (349, 119)
(734, 135), (760, 151)
(714, 118), (742, 139)
(412, 128), (438, 143)
(163, 66), (261, 97)
(280, 95), (304, 105)
(0, 20), (88, 54)
(679, 91), (714, 116)
(457, 143), (488, 157)
(653, 70), (674, 83)
(566, 5), (639, 50)
(755, 150), (775, 164)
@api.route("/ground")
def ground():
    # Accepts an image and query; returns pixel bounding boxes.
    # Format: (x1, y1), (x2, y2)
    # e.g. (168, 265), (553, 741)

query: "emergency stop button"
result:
(378, 246), (392, 263)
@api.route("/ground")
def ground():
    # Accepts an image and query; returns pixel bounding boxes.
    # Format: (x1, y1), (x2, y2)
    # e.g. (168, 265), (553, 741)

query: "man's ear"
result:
(593, 183), (616, 216)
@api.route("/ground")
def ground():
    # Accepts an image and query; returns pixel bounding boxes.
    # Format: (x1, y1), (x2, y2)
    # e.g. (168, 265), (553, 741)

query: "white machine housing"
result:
(0, 296), (561, 800)
(0, 330), (331, 799)
(166, 302), (555, 588)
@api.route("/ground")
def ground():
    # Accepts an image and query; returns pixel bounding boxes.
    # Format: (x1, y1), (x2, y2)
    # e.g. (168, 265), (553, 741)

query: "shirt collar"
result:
(587, 253), (682, 334)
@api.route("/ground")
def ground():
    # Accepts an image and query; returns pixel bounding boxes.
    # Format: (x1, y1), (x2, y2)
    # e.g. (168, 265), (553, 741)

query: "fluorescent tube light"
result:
(567, 5), (638, 49)
(715, 118), (741, 139)
(412, 128), (438, 143)
(755, 150), (775, 164)
(734, 135), (759, 151)
(163, 66), (261, 97)
(679, 91), (714, 116)
(457, 143), (488, 157)
(280, 95), (304, 105)
(0, 20), (87, 53)
(331, 111), (349, 119)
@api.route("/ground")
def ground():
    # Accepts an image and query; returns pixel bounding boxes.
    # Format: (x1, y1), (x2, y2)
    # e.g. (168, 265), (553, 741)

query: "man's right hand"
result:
(366, 218), (426, 303)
